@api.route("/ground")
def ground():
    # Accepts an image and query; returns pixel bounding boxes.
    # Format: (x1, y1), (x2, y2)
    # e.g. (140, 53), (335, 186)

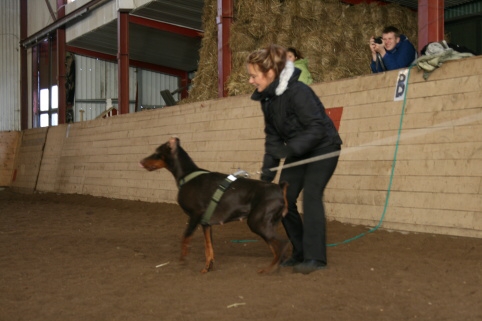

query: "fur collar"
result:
(250, 60), (298, 102)
(276, 60), (295, 96)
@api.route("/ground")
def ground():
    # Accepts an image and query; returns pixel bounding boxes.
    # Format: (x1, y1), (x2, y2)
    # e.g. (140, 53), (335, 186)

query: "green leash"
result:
(328, 66), (413, 247)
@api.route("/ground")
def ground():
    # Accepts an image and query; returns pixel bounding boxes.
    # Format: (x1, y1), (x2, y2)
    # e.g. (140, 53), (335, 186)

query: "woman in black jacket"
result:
(247, 44), (342, 274)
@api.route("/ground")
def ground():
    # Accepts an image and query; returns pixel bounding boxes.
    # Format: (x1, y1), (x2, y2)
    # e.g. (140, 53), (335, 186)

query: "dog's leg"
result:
(201, 225), (215, 273)
(247, 206), (289, 274)
(180, 235), (193, 261)
(180, 217), (200, 262)
(258, 238), (289, 274)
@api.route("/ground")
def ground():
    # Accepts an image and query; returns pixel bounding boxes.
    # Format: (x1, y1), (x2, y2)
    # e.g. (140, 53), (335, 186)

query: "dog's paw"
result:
(257, 264), (280, 274)
(200, 260), (214, 273)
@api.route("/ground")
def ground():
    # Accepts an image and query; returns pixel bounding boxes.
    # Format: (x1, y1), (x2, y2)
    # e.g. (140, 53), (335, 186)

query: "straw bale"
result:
(230, 23), (257, 52)
(182, 0), (418, 103)
(181, 0), (218, 104)
(285, 0), (342, 20)
(226, 51), (253, 96)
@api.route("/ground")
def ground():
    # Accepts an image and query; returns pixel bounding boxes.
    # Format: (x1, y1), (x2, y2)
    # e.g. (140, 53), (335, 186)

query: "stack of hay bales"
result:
(183, 0), (418, 103)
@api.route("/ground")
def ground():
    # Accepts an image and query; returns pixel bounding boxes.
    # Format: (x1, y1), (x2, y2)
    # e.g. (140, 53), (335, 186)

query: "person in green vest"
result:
(286, 47), (313, 85)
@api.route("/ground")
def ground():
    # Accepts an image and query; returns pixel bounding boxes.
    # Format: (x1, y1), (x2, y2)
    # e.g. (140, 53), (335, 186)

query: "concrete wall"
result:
(5, 55), (482, 238)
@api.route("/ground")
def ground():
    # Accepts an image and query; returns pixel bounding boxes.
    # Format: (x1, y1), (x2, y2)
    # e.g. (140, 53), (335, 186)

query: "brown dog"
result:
(140, 137), (289, 273)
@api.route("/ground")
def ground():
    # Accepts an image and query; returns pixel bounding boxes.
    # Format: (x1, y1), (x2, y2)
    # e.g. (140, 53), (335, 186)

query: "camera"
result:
(374, 36), (383, 44)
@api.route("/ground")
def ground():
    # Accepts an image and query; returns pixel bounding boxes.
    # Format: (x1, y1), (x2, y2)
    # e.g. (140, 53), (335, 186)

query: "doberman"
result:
(140, 137), (289, 274)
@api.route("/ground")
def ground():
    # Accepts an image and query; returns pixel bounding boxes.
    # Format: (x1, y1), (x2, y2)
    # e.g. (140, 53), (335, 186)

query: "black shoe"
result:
(293, 259), (326, 274)
(280, 256), (303, 267)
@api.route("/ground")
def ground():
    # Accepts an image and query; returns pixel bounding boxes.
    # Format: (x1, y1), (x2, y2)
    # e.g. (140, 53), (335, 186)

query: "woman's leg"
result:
(302, 154), (339, 263)
(279, 159), (305, 260)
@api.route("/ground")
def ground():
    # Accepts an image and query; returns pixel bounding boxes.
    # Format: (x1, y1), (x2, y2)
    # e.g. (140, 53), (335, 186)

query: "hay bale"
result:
(183, 0), (418, 102)
(230, 23), (257, 52)
(226, 51), (253, 96)
(180, 0), (218, 104)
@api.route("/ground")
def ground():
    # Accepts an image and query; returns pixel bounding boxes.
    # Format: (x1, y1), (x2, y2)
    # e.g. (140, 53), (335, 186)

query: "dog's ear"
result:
(168, 136), (179, 153)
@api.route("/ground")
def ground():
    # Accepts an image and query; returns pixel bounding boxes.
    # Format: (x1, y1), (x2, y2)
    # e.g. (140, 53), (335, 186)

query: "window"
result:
(39, 86), (58, 127)
(34, 36), (58, 128)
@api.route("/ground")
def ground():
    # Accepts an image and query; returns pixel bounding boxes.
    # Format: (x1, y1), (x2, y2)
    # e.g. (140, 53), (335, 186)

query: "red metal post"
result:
(57, 0), (67, 124)
(418, 0), (444, 52)
(118, 10), (130, 114)
(217, 0), (233, 98)
(179, 72), (190, 99)
(20, 0), (28, 129)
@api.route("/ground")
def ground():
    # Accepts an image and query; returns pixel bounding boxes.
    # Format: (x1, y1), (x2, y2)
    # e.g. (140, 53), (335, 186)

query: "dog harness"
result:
(201, 174), (238, 225)
(178, 170), (248, 225)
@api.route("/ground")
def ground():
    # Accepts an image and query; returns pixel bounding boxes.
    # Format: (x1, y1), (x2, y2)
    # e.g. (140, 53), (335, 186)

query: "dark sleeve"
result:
(371, 60), (382, 73)
(260, 153), (280, 182)
(260, 111), (283, 182)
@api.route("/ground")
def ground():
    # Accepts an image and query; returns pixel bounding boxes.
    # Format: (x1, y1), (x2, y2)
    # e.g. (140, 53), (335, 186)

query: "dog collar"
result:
(178, 171), (209, 188)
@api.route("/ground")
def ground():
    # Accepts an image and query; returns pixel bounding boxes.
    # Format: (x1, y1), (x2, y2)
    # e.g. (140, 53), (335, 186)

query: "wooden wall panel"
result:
(0, 131), (21, 186)
(10, 128), (48, 192)
(7, 55), (482, 238)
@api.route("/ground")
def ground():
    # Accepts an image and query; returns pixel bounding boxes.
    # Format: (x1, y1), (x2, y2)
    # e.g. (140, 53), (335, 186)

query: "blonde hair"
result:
(247, 44), (287, 78)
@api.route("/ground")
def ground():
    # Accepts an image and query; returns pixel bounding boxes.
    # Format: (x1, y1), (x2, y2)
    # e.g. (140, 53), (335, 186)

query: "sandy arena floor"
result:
(0, 188), (481, 321)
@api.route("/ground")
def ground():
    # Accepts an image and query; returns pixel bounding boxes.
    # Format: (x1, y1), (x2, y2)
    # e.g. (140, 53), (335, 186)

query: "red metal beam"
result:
(20, 0), (28, 130)
(118, 10), (130, 115)
(130, 60), (187, 79)
(418, 0), (444, 52)
(65, 45), (116, 62)
(217, 0), (233, 98)
(65, 45), (188, 78)
(129, 15), (203, 38)
(57, 0), (67, 125)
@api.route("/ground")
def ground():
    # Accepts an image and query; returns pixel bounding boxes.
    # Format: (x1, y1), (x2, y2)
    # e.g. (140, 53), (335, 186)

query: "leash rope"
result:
(269, 150), (341, 172)
(328, 66), (413, 246)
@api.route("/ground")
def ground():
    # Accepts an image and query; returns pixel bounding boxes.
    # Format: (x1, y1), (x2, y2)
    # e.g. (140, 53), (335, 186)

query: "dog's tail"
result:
(279, 181), (289, 217)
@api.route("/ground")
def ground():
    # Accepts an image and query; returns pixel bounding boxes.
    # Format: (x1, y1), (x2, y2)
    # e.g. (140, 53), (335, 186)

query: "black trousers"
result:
(280, 146), (340, 264)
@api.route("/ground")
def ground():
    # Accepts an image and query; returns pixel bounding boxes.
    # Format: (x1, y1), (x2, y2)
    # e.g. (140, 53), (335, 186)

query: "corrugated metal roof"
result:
(67, 0), (203, 73)
(132, 0), (203, 31)
(445, 0), (482, 19)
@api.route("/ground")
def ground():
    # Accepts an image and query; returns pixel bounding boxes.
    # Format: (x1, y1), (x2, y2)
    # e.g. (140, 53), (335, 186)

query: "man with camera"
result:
(369, 26), (417, 73)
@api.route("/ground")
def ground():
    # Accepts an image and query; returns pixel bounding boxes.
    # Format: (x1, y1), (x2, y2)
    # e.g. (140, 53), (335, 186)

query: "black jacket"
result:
(251, 62), (342, 181)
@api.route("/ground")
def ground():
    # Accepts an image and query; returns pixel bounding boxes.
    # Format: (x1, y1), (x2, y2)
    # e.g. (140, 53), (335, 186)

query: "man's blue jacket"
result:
(371, 34), (417, 73)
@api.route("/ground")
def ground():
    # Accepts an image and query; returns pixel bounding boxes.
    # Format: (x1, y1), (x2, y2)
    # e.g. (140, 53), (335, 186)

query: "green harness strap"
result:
(201, 174), (238, 225)
(177, 171), (239, 225)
